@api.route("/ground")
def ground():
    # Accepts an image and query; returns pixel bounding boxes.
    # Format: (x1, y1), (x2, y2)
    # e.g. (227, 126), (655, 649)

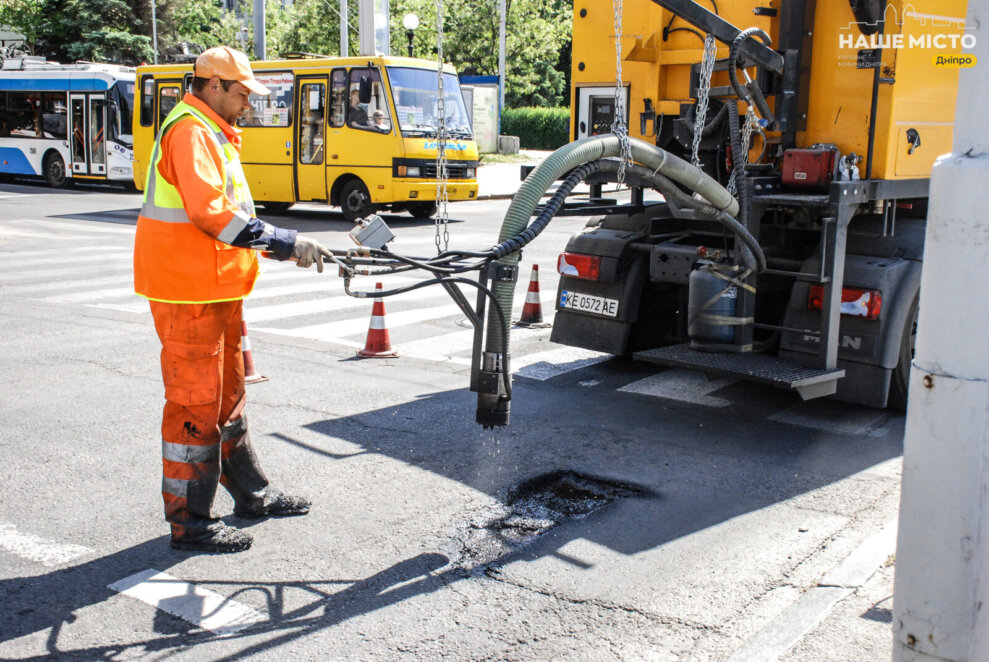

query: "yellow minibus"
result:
(133, 54), (479, 221)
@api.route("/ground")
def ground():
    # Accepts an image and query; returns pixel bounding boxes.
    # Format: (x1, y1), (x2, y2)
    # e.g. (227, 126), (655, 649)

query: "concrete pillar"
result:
(892, 2), (989, 661)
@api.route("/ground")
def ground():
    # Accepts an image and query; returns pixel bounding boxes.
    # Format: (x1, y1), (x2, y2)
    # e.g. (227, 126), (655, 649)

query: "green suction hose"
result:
(475, 134), (741, 427)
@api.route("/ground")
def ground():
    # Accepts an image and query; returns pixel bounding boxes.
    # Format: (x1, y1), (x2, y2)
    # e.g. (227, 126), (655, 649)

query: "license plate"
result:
(560, 290), (619, 318)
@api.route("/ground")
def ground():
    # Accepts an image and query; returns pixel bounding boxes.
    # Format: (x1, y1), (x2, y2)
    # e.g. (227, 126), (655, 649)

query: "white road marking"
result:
(2, 252), (131, 270)
(513, 346), (611, 380)
(5, 273), (132, 294)
(618, 369), (738, 407)
(3, 218), (136, 235)
(0, 261), (132, 283)
(769, 399), (889, 435)
(0, 245), (129, 260)
(109, 569), (265, 637)
(253, 303), (464, 342)
(0, 522), (92, 567)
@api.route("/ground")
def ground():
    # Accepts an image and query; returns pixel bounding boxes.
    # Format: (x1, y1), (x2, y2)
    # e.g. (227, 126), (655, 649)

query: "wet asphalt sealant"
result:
(449, 471), (652, 572)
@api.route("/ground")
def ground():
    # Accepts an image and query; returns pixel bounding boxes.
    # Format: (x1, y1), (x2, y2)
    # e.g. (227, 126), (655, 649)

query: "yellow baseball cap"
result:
(195, 46), (269, 96)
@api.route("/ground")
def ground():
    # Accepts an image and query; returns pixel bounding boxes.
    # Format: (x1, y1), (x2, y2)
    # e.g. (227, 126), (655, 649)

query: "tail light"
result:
(557, 252), (601, 281)
(808, 284), (882, 320)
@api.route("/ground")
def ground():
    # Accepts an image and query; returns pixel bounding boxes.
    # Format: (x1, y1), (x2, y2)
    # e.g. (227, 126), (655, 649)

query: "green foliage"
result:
(390, 0), (571, 108)
(2, 0), (573, 109)
(1, 0), (151, 64)
(501, 106), (569, 150)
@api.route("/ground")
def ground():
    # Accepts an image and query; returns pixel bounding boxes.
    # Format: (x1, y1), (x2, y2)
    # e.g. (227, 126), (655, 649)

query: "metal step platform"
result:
(633, 344), (845, 401)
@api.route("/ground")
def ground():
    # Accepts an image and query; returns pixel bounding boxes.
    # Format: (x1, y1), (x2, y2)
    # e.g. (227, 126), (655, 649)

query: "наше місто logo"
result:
(839, 4), (975, 50)
(838, 4), (975, 68)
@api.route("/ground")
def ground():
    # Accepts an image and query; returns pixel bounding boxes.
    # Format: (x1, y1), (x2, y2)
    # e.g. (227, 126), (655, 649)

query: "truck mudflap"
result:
(780, 253), (922, 408)
(550, 227), (648, 356)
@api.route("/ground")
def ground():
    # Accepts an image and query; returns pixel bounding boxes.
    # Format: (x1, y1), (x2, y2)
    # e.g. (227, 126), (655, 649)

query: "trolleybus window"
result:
(239, 71), (294, 127)
(0, 92), (67, 138)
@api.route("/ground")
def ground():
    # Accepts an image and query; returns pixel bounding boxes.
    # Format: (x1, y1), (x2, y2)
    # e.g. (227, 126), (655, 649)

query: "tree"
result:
(389, 0), (571, 107)
(1, 0), (152, 64)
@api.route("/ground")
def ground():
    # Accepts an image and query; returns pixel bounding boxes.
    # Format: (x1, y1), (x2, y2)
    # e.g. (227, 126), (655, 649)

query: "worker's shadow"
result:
(0, 537), (450, 659)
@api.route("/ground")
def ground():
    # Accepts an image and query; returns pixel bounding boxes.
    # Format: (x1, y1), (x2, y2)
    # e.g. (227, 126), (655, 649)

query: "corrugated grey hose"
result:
(475, 134), (745, 427)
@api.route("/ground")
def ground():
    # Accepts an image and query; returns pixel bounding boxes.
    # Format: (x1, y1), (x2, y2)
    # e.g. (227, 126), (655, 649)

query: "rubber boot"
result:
(222, 416), (311, 518)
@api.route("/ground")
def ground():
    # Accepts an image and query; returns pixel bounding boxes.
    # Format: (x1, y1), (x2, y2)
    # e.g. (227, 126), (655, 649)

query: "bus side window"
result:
(158, 86), (179, 125)
(299, 82), (325, 165)
(140, 75), (153, 127)
(329, 69), (346, 128)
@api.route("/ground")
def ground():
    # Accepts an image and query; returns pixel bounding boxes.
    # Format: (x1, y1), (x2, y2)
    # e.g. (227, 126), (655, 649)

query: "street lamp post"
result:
(402, 13), (419, 57)
(151, 0), (159, 64)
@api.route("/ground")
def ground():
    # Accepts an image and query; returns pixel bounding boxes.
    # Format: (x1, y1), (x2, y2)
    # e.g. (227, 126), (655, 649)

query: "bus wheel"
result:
(888, 293), (919, 412)
(407, 202), (438, 220)
(44, 153), (71, 189)
(339, 180), (373, 222)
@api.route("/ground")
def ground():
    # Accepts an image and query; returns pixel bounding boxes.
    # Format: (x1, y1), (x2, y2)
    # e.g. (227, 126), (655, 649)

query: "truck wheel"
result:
(339, 179), (373, 222)
(888, 294), (919, 412)
(44, 153), (71, 189)
(407, 202), (438, 220)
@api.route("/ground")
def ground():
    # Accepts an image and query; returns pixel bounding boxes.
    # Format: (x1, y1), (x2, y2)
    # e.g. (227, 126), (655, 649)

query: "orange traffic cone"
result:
(357, 283), (399, 358)
(514, 265), (551, 328)
(241, 320), (269, 384)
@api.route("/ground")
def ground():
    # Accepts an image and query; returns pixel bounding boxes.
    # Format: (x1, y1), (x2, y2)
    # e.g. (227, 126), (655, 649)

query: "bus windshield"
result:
(387, 67), (472, 139)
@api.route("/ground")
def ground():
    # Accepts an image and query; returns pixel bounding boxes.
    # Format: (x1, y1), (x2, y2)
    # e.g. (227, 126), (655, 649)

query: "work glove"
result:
(291, 235), (333, 273)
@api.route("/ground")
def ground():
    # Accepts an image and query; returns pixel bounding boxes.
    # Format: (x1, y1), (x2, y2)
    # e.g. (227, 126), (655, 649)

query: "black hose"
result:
(590, 159), (765, 274)
(682, 103), (729, 140)
(490, 161), (599, 259)
(726, 99), (759, 273)
(728, 28), (771, 104)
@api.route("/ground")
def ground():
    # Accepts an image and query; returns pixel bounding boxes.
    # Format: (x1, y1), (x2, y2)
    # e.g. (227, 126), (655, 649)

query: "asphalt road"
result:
(0, 178), (901, 660)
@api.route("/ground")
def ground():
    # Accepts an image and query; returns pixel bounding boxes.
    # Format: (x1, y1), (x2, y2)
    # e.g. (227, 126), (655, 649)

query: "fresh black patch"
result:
(451, 471), (650, 570)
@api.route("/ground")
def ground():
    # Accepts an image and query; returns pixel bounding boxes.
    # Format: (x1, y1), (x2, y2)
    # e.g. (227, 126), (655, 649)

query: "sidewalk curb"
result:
(727, 518), (899, 662)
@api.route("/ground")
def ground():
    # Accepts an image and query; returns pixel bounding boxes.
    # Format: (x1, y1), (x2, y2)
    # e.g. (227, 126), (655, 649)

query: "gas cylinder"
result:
(688, 261), (738, 348)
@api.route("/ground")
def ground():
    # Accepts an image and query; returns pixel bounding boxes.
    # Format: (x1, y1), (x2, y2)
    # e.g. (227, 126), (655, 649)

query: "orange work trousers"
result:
(149, 299), (269, 540)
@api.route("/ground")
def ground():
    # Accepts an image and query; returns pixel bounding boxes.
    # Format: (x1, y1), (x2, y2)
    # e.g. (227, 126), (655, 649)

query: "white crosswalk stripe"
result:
(618, 369), (738, 407)
(109, 569), (265, 636)
(0, 215), (614, 381)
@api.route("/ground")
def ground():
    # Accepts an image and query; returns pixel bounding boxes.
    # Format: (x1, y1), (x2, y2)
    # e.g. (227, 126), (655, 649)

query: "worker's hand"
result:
(291, 235), (333, 273)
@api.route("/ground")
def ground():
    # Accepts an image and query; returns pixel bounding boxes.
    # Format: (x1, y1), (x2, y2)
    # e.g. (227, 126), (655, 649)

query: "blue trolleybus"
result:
(0, 58), (135, 188)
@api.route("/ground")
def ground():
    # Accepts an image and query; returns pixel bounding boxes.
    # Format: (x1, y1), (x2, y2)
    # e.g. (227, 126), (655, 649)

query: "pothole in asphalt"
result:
(451, 470), (651, 571)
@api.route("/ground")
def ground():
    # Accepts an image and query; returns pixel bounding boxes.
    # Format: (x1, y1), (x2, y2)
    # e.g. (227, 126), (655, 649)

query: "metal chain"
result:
(434, 0), (450, 253)
(727, 105), (758, 196)
(691, 34), (717, 169)
(612, 0), (631, 187)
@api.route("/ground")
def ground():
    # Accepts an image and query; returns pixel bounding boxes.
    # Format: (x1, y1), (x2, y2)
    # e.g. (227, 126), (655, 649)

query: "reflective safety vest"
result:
(134, 100), (259, 303)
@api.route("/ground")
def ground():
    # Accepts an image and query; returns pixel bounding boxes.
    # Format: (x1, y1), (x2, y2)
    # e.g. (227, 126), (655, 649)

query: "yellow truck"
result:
(549, 0), (968, 408)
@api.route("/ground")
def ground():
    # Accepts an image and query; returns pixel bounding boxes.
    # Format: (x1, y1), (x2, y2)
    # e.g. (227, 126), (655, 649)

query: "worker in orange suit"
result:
(134, 46), (332, 553)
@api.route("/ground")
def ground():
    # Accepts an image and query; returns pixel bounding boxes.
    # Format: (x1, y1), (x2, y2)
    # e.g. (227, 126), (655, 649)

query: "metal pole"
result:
(498, 0), (506, 137)
(892, 2), (989, 661)
(150, 0), (158, 64)
(253, 0), (266, 59)
(340, 0), (349, 56)
(358, 0), (374, 56)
